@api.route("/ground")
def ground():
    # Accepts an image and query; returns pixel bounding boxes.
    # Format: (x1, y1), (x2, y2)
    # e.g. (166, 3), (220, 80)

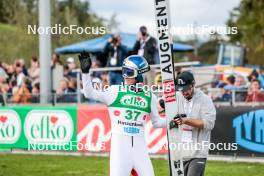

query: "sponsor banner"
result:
(120, 95), (148, 109)
(0, 109), (23, 146)
(77, 105), (167, 154)
(77, 105), (111, 152)
(77, 104), (264, 156)
(163, 79), (176, 103)
(0, 106), (77, 151)
(211, 106), (264, 157)
(2, 104), (263, 156)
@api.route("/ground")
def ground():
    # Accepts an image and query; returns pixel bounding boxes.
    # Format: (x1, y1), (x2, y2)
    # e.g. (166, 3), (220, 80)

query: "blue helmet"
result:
(122, 55), (150, 82)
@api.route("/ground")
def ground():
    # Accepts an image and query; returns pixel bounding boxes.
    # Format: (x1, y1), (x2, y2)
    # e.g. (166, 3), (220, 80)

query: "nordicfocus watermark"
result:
(158, 24), (238, 36)
(27, 141), (237, 152)
(28, 141), (106, 151)
(159, 142), (238, 152)
(27, 24), (106, 35)
(91, 82), (171, 93)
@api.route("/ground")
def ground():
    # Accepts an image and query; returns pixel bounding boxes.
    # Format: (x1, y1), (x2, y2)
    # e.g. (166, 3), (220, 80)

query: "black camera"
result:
(169, 114), (187, 129)
(112, 37), (118, 44)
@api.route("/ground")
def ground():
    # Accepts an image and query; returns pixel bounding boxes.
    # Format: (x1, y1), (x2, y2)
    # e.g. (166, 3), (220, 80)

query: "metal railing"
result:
(1, 61), (263, 106)
(1, 89), (264, 106)
(0, 92), (92, 106)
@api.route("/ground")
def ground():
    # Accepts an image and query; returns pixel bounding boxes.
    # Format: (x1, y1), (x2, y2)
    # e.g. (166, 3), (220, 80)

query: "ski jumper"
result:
(82, 73), (166, 176)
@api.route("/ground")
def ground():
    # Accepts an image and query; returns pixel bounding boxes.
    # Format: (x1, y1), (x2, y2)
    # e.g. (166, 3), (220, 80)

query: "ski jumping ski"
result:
(153, 0), (185, 175)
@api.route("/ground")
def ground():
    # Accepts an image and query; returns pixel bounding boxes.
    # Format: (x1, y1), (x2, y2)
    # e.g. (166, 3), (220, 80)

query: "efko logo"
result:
(0, 110), (21, 144)
(24, 110), (73, 144)
(233, 109), (264, 153)
(120, 95), (147, 108)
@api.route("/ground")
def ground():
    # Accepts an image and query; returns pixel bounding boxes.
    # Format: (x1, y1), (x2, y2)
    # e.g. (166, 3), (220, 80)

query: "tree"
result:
(0, 0), (105, 64)
(227, 0), (264, 65)
(197, 33), (222, 64)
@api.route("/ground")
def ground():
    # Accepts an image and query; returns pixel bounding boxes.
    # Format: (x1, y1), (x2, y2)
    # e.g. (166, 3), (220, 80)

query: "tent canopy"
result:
(55, 32), (193, 54)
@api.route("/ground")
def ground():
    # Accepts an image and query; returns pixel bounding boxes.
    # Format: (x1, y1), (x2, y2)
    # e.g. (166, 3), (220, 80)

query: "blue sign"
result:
(233, 110), (264, 153)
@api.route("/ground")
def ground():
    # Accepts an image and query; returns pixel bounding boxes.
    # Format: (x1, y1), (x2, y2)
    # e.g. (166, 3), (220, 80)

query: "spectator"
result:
(234, 75), (247, 89)
(91, 59), (102, 79)
(233, 75), (248, 102)
(245, 79), (264, 102)
(0, 91), (4, 105)
(52, 53), (63, 66)
(28, 56), (40, 85)
(56, 78), (76, 103)
(15, 62), (25, 86)
(56, 78), (69, 96)
(63, 65), (69, 77)
(154, 73), (163, 97)
(215, 75), (236, 102)
(5, 64), (15, 82)
(0, 77), (9, 104)
(18, 59), (28, 76)
(104, 34), (127, 85)
(248, 69), (258, 82)
(6, 79), (17, 99)
(51, 53), (64, 92)
(133, 26), (157, 85)
(223, 75), (236, 90)
(31, 82), (40, 103)
(13, 77), (32, 103)
(68, 78), (77, 93)
(9, 79), (19, 96)
(259, 69), (264, 88)
(133, 26), (157, 64)
(0, 75), (6, 85)
(248, 69), (264, 89)
(100, 71), (109, 88)
(0, 62), (7, 78)
(66, 57), (78, 78)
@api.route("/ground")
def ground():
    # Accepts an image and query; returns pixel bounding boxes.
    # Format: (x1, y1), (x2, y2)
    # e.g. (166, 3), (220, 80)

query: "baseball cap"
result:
(176, 71), (195, 91)
(67, 57), (75, 64)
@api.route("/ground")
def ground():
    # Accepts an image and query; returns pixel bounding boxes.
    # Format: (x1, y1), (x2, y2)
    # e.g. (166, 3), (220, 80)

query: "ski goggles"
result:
(122, 67), (137, 78)
(122, 66), (150, 78)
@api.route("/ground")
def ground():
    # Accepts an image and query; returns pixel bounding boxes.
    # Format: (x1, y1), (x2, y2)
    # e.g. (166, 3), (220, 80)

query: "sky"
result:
(88, 0), (241, 39)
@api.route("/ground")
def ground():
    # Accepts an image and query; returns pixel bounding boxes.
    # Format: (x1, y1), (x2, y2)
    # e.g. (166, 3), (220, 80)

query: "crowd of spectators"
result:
(0, 54), (82, 104)
(1, 24), (264, 104)
(1, 54), (264, 104)
(212, 69), (264, 102)
(0, 50), (115, 104)
(0, 57), (40, 104)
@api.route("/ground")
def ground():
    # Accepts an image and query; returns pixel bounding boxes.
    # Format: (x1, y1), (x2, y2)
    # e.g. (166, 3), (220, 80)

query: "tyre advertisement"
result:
(211, 105), (264, 157)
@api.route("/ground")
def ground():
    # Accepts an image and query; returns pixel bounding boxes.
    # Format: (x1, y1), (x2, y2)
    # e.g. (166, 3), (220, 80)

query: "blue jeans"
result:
(109, 72), (123, 85)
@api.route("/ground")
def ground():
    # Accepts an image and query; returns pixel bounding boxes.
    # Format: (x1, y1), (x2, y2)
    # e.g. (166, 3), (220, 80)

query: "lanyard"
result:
(184, 99), (193, 117)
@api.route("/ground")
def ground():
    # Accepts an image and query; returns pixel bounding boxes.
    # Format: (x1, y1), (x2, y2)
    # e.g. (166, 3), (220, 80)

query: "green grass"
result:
(0, 154), (264, 176)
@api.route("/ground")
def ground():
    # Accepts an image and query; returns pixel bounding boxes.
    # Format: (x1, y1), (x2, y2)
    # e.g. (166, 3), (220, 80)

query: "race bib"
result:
(108, 107), (148, 136)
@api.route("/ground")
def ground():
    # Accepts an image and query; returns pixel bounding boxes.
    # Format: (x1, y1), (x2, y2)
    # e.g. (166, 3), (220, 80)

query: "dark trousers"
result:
(183, 158), (207, 176)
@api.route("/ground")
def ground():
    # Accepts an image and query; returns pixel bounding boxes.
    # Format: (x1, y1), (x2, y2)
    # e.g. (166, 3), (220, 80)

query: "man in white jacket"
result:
(170, 71), (216, 176)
